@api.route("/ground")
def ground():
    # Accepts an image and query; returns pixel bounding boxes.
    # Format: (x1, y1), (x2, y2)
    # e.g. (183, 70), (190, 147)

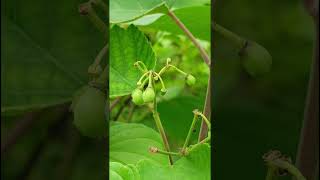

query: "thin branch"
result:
(1, 103), (70, 155)
(1, 111), (43, 155)
(295, 6), (319, 180)
(113, 97), (131, 121)
(79, 1), (107, 35)
(198, 76), (212, 141)
(109, 97), (122, 111)
(55, 126), (81, 180)
(16, 106), (71, 180)
(167, 10), (211, 66)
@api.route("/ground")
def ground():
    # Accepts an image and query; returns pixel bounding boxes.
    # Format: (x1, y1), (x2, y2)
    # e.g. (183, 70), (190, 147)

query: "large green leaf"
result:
(110, 162), (140, 180)
(110, 122), (168, 165)
(109, 143), (211, 180)
(137, 143), (211, 180)
(139, 6), (211, 41)
(110, 0), (168, 23)
(1, 0), (105, 115)
(109, 0), (210, 24)
(109, 25), (156, 98)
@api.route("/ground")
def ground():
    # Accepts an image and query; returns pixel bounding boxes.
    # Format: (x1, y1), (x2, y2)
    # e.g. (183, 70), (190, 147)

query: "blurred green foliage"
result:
(213, 0), (314, 179)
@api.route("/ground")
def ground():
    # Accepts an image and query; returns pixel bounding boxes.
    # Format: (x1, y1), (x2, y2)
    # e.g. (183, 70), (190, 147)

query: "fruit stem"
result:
(265, 166), (276, 180)
(152, 72), (166, 91)
(90, 0), (108, 15)
(266, 160), (306, 180)
(88, 43), (108, 76)
(168, 64), (187, 76)
(137, 71), (150, 85)
(151, 78), (173, 165)
(182, 111), (199, 151)
(149, 147), (181, 156)
(167, 10), (210, 66)
(195, 110), (211, 131)
(213, 22), (246, 49)
(79, 1), (107, 37)
(135, 61), (148, 72)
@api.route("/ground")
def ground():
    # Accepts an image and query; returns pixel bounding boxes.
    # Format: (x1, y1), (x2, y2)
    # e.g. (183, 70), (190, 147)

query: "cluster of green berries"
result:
(131, 58), (196, 105)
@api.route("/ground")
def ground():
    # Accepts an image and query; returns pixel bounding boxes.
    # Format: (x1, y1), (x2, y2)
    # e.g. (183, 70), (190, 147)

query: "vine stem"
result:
(152, 78), (173, 165)
(295, 1), (319, 179)
(167, 9), (212, 142)
(198, 76), (211, 141)
(167, 10), (211, 66)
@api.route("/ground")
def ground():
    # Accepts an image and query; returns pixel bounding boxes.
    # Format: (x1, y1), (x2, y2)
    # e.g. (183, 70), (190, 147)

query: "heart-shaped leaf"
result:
(110, 122), (168, 165)
(109, 25), (156, 98)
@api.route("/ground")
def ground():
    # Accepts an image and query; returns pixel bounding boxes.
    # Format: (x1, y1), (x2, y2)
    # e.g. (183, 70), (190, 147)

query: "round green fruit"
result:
(186, 74), (196, 86)
(142, 87), (155, 103)
(73, 86), (106, 138)
(239, 41), (272, 77)
(131, 88), (144, 105)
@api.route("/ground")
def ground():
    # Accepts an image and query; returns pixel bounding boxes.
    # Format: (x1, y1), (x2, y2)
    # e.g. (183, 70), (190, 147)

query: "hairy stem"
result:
(167, 10), (211, 66)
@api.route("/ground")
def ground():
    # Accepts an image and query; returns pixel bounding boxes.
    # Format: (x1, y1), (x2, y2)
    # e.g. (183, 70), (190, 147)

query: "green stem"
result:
(265, 166), (276, 180)
(150, 147), (181, 156)
(91, 0), (108, 15)
(79, 1), (107, 36)
(182, 113), (199, 150)
(167, 10), (210, 66)
(267, 160), (307, 180)
(152, 72), (166, 91)
(168, 65), (187, 76)
(152, 79), (173, 165)
(213, 23), (245, 49)
(96, 66), (107, 85)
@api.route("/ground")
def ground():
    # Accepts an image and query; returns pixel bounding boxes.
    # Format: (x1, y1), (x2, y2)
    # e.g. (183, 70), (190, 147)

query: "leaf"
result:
(110, 1), (168, 23)
(110, 162), (140, 180)
(109, 25), (156, 98)
(109, 0), (210, 24)
(140, 6), (211, 41)
(1, 0), (105, 115)
(137, 143), (211, 180)
(110, 122), (168, 165)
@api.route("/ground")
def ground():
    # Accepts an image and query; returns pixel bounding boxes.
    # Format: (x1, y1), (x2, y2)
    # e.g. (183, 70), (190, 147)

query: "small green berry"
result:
(186, 74), (196, 86)
(73, 86), (106, 138)
(239, 41), (272, 77)
(131, 88), (144, 105)
(142, 87), (155, 103)
(160, 88), (167, 96)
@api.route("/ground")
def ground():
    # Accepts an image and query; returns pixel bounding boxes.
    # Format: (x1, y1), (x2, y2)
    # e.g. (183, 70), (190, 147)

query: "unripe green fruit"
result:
(186, 74), (196, 86)
(239, 41), (272, 77)
(73, 86), (106, 138)
(131, 88), (144, 105)
(142, 87), (155, 103)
